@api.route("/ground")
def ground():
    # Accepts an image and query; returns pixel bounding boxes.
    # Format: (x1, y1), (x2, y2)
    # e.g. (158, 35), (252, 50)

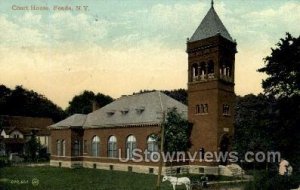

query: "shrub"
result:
(245, 170), (299, 190)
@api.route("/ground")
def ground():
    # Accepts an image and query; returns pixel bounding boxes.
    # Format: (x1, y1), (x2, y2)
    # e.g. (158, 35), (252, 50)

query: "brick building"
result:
(49, 91), (187, 174)
(49, 1), (237, 175)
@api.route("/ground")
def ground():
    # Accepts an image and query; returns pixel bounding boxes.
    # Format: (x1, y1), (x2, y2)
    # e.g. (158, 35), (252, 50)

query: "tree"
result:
(258, 33), (300, 98)
(134, 89), (188, 105)
(162, 89), (187, 105)
(154, 108), (192, 190)
(152, 108), (192, 153)
(66, 90), (113, 115)
(233, 94), (276, 169)
(0, 85), (66, 122)
(25, 131), (40, 162)
(258, 33), (300, 168)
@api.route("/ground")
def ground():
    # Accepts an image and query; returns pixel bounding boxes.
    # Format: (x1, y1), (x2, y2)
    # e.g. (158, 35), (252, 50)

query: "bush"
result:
(0, 156), (11, 168)
(245, 170), (299, 190)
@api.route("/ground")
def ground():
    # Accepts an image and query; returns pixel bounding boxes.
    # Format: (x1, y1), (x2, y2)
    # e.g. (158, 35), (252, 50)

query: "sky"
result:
(0, 0), (299, 108)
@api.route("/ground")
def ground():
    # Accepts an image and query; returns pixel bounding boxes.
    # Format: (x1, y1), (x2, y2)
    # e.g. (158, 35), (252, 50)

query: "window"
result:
(195, 104), (200, 114)
(192, 63), (199, 79)
(220, 63), (232, 77)
(92, 136), (100, 157)
(223, 104), (230, 116)
(208, 60), (215, 79)
(196, 104), (208, 114)
(73, 140), (80, 156)
(147, 136), (158, 159)
(108, 136), (117, 158)
(199, 62), (206, 79)
(83, 140), (87, 154)
(199, 167), (205, 174)
(126, 135), (137, 159)
(57, 140), (61, 156)
(204, 104), (208, 113)
(149, 168), (154, 174)
(62, 140), (66, 156)
(121, 109), (129, 115)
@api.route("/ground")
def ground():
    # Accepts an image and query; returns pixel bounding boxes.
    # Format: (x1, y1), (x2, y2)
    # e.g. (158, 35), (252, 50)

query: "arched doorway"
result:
(219, 134), (230, 165)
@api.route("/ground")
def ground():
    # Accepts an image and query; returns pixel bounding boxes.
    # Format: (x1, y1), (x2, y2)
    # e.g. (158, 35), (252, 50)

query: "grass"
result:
(0, 166), (180, 190)
(0, 166), (245, 190)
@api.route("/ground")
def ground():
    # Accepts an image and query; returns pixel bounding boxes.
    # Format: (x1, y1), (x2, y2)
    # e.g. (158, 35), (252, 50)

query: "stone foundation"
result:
(50, 159), (223, 176)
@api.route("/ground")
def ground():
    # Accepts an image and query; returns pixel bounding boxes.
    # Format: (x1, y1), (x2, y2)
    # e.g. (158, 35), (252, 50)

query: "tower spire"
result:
(211, 0), (214, 8)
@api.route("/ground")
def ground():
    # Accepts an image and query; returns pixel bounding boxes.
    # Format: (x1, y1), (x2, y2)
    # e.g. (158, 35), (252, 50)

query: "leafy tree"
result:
(233, 94), (276, 169)
(25, 131), (40, 162)
(0, 85), (66, 122)
(134, 89), (188, 105)
(153, 108), (192, 153)
(258, 33), (300, 98)
(163, 108), (192, 152)
(66, 90), (113, 115)
(162, 89), (187, 105)
(258, 33), (300, 168)
(0, 85), (11, 114)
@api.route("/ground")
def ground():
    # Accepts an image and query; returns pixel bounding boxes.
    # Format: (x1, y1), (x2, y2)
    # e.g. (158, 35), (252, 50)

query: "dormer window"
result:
(106, 111), (115, 117)
(136, 106), (145, 114)
(120, 108), (129, 115)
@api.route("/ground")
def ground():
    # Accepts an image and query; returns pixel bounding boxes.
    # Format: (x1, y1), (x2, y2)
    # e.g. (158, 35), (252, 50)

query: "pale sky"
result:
(0, 0), (299, 108)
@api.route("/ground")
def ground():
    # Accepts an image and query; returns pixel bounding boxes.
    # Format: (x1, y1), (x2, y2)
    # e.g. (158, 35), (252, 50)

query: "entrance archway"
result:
(219, 134), (230, 165)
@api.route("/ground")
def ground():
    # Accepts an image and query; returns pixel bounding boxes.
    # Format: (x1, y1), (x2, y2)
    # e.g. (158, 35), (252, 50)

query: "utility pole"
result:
(156, 111), (165, 190)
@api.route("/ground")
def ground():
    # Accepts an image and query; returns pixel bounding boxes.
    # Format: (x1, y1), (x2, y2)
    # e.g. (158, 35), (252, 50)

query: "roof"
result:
(189, 5), (234, 42)
(50, 91), (187, 129)
(49, 114), (87, 129)
(0, 115), (53, 136)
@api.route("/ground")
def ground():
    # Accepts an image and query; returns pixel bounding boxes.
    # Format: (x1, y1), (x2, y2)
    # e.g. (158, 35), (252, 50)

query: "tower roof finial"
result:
(211, 0), (214, 8)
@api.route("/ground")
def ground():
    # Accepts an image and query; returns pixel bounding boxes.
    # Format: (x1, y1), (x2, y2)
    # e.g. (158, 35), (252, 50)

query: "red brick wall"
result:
(83, 126), (160, 160)
(51, 125), (161, 165)
(187, 35), (237, 164)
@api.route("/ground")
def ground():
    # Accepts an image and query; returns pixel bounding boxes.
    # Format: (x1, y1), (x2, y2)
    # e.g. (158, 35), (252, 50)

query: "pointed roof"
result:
(83, 91), (187, 128)
(189, 5), (233, 42)
(49, 91), (187, 129)
(49, 114), (87, 129)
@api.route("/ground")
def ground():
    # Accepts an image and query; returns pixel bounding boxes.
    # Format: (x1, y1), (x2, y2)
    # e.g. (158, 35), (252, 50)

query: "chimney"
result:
(92, 100), (100, 112)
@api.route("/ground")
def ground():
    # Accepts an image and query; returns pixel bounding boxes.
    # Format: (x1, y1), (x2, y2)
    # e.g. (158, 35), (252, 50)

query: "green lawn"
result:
(0, 166), (183, 190)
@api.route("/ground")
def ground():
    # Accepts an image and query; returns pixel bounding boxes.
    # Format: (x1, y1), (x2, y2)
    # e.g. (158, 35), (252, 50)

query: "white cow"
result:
(162, 176), (191, 190)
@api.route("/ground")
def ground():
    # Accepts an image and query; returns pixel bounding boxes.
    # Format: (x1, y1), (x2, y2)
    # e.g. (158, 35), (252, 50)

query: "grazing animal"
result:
(162, 176), (190, 190)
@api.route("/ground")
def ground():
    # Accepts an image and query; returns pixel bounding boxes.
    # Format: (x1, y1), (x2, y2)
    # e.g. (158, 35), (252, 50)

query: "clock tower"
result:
(187, 1), (237, 165)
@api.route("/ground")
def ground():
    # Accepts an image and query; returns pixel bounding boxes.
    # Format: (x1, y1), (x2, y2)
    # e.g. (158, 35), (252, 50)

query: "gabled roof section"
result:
(49, 114), (86, 129)
(189, 5), (234, 42)
(0, 115), (53, 136)
(83, 91), (187, 128)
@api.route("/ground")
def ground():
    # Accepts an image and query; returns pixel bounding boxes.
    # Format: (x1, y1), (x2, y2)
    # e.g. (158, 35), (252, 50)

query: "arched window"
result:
(126, 135), (137, 159)
(73, 140), (80, 156)
(199, 62), (206, 79)
(207, 61), (214, 74)
(147, 136), (158, 159)
(192, 63), (198, 77)
(108, 136), (117, 158)
(57, 140), (61, 156)
(91, 136), (100, 157)
(62, 140), (66, 156)
(208, 61), (214, 78)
